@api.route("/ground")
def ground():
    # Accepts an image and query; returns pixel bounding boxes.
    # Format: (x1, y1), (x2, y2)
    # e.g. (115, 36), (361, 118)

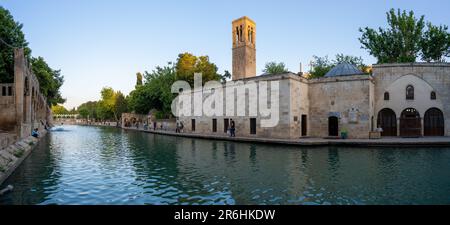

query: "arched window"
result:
(431, 91), (436, 100)
(406, 85), (414, 100)
(384, 92), (390, 100)
(235, 27), (239, 43)
(239, 25), (243, 42)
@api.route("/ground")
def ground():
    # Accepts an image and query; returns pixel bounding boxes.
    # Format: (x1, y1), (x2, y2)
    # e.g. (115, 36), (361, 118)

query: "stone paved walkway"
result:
(122, 127), (450, 147)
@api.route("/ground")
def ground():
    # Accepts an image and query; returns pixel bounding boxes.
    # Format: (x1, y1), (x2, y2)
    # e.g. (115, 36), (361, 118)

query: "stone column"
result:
(421, 117), (424, 136)
(14, 48), (25, 138)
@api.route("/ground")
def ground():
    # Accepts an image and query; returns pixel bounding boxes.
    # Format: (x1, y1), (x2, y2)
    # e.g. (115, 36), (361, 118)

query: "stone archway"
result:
(377, 108), (397, 136)
(424, 108), (444, 136)
(400, 108), (421, 137)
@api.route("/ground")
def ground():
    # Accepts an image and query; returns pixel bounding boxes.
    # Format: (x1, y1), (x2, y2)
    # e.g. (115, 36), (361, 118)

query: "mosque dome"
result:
(325, 62), (365, 77)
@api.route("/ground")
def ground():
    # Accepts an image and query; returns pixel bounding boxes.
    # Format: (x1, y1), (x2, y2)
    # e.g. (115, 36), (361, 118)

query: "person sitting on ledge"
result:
(31, 128), (39, 138)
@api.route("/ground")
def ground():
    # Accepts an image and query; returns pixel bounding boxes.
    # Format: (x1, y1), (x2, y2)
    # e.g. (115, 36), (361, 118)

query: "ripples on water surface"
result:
(1, 125), (450, 205)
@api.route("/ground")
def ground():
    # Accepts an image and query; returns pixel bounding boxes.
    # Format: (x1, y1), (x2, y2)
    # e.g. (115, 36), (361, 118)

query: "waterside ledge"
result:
(0, 130), (47, 186)
(122, 127), (450, 147)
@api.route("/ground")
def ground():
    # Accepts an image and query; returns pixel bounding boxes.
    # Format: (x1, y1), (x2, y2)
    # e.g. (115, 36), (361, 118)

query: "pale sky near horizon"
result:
(2, 0), (450, 109)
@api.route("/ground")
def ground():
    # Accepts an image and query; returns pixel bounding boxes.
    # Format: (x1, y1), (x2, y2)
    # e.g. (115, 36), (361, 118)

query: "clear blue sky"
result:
(2, 0), (450, 109)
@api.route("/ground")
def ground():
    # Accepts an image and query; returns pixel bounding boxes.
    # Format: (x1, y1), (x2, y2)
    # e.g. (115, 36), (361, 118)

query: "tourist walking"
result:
(230, 119), (235, 137)
(175, 120), (180, 133)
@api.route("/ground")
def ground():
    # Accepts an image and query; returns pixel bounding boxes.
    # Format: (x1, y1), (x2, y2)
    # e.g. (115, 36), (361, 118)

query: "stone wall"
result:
(0, 83), (16, 132)
(176, 73), (306, 139)
(166, 64), (450, 139)
(373, 63), (450, 136)
(121, 112), (176, 130)
(308, 75), (373, 138)
(0, 131), (46, 185)
(0, 49), (52, 142)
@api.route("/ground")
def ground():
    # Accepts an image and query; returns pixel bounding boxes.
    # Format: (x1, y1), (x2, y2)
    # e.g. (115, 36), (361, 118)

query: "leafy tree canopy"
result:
(420, 23), (450, 62)
(359, 8), (450, 63)
(263, 61), (288, 75)
(77, 101), (98, 120)
(0, 6), (31, 83)
(51, 104), (69, 114)
(77, 87), (128, 121)
(31, 57), (65, 106)
(175, 52), (223, 86)
(128, 63), (176, 116)
(1, 6), (64, 105)
(308, 54), (369, 79)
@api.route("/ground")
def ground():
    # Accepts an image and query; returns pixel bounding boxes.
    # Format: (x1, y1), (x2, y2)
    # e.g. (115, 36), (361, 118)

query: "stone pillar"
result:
(421, 117), (424, 137)
(14, 48), (25, 138)
(14, 48), (33, 138)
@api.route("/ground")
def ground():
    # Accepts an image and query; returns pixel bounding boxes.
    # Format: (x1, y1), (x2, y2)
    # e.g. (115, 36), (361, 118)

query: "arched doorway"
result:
(400, 108), (421, 137)
(377, 108), (397, 136)
(424, 108), (444, 136)
(328, 116), (339, 136)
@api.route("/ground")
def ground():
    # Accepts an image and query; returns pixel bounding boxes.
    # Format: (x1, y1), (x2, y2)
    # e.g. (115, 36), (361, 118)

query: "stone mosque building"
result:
(177, 16), (450, 139)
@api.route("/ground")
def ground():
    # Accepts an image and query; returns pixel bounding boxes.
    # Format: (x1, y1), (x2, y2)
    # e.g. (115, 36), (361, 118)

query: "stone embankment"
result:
(0, 130), (47, 186)
(122, 126), (450, 147)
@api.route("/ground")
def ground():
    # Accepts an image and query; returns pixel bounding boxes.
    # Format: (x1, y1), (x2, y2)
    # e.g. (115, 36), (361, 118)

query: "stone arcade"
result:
(0, 49), (53, 149)
(176, 16), (450, 139)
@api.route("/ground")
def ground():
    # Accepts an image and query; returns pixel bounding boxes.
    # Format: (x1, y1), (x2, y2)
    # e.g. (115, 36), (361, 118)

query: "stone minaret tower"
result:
(232, 16), (256, 80)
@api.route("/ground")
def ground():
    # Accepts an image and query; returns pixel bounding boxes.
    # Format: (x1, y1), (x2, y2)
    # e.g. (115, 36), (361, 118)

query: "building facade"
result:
(0, 48), (52, 148)
(175, 17), (450, 139)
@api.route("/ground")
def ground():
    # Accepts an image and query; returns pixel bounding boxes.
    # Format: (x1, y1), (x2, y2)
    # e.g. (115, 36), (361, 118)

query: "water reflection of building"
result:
(173, 138), (318, 204)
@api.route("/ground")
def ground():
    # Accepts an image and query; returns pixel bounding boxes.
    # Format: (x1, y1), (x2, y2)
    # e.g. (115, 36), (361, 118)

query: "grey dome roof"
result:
(325, 62), (364, 77)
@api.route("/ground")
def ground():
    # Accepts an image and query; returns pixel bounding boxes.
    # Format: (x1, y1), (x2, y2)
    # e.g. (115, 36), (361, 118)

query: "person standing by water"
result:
(175, 120), (180, 133)
(230, 119), (236, 137)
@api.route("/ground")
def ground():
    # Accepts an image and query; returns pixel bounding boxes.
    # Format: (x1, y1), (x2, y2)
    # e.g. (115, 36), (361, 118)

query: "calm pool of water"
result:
(1, 125), (450, 205)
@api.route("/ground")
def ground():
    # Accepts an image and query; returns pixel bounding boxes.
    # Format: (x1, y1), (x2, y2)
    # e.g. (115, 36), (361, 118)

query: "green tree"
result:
(77, 101), (98, 120)
(334, 54), (364, 67)
(127, 53), (226, 118)
(175, 52), (221, 86)
(359, 8), (425, 63)
(420, 23), (450, 62)
(114, 91), (128, 121)
(1, 7), (64, 104)
(127, 63), (176, 116)
(31, 57), (65, 106)
(308, 55), (333, 78)
(97, 87), (116, 121)
(0, 6), (32, 83)
(69, 107), (77, 114)
(333, 54), (371, 73)
(263, 61), (288, 75)
(308, 54), (368, 78)
(51, 104), (69, 114)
